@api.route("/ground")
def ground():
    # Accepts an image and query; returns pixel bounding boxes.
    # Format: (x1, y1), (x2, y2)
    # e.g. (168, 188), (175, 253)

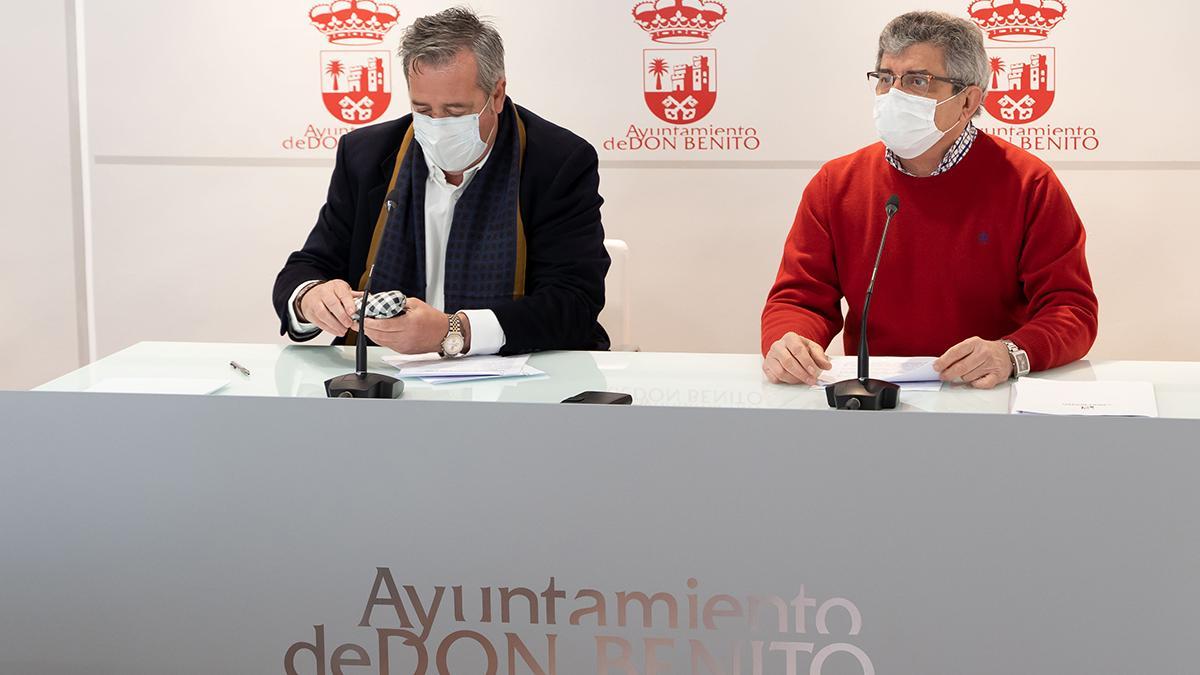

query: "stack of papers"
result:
(84, 378), (230, 395)
(382, 354), (545, 384)
(815, 356), (943, 392)
(1010, 379), (1159, 417)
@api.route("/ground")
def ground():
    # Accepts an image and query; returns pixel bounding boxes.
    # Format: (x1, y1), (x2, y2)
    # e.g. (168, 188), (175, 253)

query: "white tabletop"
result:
(33, 341), (1200, 418)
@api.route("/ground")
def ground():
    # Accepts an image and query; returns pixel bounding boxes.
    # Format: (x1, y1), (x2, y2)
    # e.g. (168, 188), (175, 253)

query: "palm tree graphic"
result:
(648, 58), (670, 91)
(326, 59), (346, 91)
(989, 56), (1006, 90)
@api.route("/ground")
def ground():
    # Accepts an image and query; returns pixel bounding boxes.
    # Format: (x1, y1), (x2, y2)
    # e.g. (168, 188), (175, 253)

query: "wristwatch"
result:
(1001, 339), (1030, 379)
(440, 313), (466, 358)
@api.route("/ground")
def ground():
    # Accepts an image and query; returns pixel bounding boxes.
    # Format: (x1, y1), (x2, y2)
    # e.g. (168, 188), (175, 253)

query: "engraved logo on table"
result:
(283, 570), (877, 674)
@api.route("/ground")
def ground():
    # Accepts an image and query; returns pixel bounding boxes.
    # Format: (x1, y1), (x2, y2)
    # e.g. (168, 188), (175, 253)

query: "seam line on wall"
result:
(93, 156), (1200, 171)
(66, 0), (96, 364)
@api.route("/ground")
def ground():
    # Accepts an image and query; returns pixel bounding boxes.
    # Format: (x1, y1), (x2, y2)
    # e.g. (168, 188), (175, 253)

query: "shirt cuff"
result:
(461, 309), (506, 356)
(287, 280), (323, 337)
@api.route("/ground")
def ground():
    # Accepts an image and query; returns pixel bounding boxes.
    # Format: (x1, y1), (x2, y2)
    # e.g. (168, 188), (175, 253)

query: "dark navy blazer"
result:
(272, 101), (611, 354)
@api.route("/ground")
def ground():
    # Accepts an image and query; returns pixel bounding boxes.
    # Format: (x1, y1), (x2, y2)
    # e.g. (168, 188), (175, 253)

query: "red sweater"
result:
(761, 133), (1098, 372)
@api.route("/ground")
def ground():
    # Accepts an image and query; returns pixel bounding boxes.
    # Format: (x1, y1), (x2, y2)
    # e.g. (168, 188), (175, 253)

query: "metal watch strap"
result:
(440, 314), (465, 358)
(1001, 339), (1031, 379)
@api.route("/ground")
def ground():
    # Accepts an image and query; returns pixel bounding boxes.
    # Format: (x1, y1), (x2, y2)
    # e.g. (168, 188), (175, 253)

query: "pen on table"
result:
(229, 361), (251, 377)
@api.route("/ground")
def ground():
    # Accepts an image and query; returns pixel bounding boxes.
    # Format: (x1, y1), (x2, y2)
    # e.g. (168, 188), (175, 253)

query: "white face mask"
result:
(873, 87), (963, 160)
(412, 98), (495, 173)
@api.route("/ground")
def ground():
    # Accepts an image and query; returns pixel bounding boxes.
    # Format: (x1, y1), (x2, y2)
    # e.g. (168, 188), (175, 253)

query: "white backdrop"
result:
(3, 0), (1198, 388)
(0, 0), (82, 390)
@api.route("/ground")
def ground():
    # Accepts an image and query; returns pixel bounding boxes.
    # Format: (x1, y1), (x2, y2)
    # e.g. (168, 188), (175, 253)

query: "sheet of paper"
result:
(815, 356), (942, 390)
(383, 354), (533, 379)
(382, 352), (443, 366)
(1010, 379), (1159, 417)
(894, 380), (945, 393)
(84, 378), (229, 395)
(417, 365), (546, 384)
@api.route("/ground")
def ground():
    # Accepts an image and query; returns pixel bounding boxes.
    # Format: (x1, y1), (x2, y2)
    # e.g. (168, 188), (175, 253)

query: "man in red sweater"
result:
(761, 11), (1097, 389)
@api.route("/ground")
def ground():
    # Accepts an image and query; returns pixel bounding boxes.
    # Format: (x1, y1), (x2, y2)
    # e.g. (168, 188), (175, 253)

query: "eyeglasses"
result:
(867, 71), (967, 96)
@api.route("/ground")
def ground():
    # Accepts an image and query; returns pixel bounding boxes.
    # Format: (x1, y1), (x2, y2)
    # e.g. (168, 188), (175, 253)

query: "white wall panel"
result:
(600, 167), (816, 353)
(87, 162), (1200, 362)
(1056, 169), (1200, 361)
(0, 0), (82, 389)
(71, 1), (1200, 366)
(89, 164), (330, 357)
(82, 1), (1198, 161)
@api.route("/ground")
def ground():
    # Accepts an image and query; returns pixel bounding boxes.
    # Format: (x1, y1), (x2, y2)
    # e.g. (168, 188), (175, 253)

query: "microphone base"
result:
(324, 372), (404, 399)
(825, 378), (900, 411)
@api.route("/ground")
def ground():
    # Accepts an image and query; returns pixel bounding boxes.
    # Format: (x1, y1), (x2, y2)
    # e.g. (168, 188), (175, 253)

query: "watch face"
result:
(443, 334), (465, 356)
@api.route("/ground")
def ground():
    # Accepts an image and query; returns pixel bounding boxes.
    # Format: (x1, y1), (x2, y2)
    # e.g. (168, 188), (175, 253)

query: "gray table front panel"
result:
(1, 391), (1196, 675)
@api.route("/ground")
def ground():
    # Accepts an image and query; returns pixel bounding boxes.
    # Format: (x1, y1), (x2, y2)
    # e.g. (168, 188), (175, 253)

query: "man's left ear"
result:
(964, 85), (983, 121)
(492, 78), (507, 113)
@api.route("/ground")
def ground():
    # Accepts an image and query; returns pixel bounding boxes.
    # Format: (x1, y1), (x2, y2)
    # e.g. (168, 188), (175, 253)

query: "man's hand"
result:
(298, 280), (361, 337)
(763, 332), (833, 385)
(363, 298), (464, 355)
(934, 337), (1014, 389)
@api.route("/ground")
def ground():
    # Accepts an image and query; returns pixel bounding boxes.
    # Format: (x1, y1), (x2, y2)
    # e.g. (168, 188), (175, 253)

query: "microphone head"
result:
(886, 194), (900, 215)
(363, 264), (376, 295)
(385, 188), (403, 213)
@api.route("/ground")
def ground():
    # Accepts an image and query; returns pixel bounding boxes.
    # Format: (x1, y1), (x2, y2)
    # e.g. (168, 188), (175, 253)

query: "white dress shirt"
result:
(287, 149), (507, 355)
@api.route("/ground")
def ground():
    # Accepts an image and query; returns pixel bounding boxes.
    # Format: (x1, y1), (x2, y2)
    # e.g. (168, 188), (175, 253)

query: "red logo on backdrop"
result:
(643, 50), (717, 124)
(968, 0), (1066, 42)
(984, 48), (1055, 123)
(310, 0), (400, 44)
(968, 0), (1066, 124)
(308, 1), (398, 126)
(633, 0), (727, 43)
(321, 51), (392, 124)
(634, 1), (727, 124)
(603, 0), (761, 154)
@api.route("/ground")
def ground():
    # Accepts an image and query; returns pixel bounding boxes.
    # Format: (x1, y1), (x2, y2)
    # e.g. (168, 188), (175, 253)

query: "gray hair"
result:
(398, 7), (506, 93)
(877, 11), (989, 116)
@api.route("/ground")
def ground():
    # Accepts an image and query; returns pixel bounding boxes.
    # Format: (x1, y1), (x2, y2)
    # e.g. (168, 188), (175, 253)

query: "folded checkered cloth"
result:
(352, 290), (408, 321)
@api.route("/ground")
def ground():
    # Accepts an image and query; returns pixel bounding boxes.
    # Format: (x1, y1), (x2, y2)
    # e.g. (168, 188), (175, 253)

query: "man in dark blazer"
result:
(273, 7), (609, 357)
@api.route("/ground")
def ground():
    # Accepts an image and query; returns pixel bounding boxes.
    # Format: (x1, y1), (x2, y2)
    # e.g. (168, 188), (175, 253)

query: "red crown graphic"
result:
(310, 0), (400, 45)
(633, 0), (728, 44)
(968, 0), (1066, 42)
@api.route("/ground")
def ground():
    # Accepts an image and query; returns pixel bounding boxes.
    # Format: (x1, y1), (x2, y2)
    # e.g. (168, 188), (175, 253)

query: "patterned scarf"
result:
(366, 101), (527, 311)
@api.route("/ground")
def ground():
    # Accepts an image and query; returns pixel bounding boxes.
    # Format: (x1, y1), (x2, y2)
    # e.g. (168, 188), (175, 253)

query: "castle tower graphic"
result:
(984, 47), (1056, 124)
(644, 50), (718, 125)
(970, 0), (1066, 125)
(321, 51), (392, 125)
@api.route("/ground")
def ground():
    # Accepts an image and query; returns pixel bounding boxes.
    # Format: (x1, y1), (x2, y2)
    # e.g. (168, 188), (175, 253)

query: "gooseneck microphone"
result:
(826, 194), (901, 411)
(324, 190), (406, 399)
(354, 266), (376, 376)
(858, 194), (899, 380)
